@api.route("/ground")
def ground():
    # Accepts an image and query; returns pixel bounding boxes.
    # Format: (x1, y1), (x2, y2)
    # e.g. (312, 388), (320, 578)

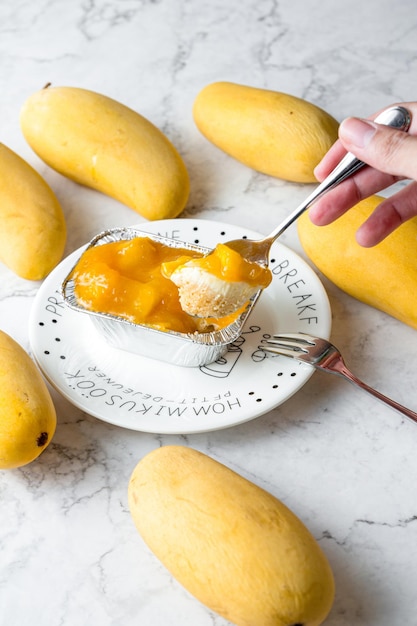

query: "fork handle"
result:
(268, 105), (412, 241)
(328, 355), (417, 424)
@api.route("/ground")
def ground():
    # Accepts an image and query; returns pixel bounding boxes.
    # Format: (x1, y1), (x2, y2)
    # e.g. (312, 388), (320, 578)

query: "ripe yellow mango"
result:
(0, 143), (66, 280)
(0, 330), (56, 469)
(297, 195), (417, 329)
(20, 86), (190, 221)
(193, 81), (339, 183)
(128, 445), (335, 626)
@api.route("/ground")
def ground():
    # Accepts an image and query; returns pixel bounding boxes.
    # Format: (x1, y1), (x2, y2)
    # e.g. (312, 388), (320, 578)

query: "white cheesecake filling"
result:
(170, 265), (261, 318)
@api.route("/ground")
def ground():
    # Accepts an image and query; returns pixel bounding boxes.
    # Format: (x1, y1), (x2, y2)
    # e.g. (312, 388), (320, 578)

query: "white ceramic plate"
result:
(29, 219), (331, 434)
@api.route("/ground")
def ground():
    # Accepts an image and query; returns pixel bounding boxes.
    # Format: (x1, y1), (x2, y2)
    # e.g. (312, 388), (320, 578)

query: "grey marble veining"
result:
(1, 0), (417, 624)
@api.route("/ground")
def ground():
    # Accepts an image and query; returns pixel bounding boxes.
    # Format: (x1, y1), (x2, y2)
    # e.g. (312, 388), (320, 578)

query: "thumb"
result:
(338, 116), (417, 181)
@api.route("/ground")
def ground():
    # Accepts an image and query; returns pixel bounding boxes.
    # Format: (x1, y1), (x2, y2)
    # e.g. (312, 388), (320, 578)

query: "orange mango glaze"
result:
(163, 243), (272, 287)
(70, 237), (246, 333)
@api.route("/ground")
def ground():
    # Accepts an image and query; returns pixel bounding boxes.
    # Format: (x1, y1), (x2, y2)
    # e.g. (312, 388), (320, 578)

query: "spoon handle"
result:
(268, 105), (412, 241)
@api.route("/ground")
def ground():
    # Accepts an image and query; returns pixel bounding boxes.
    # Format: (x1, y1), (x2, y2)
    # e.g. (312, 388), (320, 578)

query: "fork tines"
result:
(259, 332), (317, 357)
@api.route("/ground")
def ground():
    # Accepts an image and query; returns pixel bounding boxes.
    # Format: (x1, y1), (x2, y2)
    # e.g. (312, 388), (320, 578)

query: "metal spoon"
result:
(222, 105), (412, 266)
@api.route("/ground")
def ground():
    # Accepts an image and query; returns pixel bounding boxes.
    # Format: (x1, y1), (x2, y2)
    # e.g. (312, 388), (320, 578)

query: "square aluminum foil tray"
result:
(61, 226), (261, 367)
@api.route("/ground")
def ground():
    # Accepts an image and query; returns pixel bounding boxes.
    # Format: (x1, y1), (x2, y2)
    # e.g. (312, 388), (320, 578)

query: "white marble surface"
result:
(1, 1), (417, 625)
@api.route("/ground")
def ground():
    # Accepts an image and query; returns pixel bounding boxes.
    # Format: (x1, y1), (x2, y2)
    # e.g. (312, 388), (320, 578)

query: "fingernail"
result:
(339, 117), (377, 148)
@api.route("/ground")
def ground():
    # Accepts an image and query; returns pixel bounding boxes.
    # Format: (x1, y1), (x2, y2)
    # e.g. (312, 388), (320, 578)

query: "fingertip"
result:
(355, 222), (384, 248)
(339, 117), (377, 150)
(307, 205), (322, 225)
(355, 229), (373, 247)
(313, 139), (349, 181)
(313, 162), (326, 182)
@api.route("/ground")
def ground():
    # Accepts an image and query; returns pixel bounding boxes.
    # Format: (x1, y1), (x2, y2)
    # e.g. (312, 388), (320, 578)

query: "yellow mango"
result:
(20, 86), (190, 221)
(128, 445), (335, 626)
(0, 143), (66, 280)
(0, 330), (56, 469)
(297, 195), (417, 329)
(193, 81), (339, 183)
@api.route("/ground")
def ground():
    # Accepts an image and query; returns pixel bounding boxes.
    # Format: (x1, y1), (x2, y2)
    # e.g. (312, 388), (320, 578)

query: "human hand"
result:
(308, 102), (417, 247)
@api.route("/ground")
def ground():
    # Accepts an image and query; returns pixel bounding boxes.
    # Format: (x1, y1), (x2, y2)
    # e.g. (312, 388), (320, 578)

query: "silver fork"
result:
(260, 332), (417, 424)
